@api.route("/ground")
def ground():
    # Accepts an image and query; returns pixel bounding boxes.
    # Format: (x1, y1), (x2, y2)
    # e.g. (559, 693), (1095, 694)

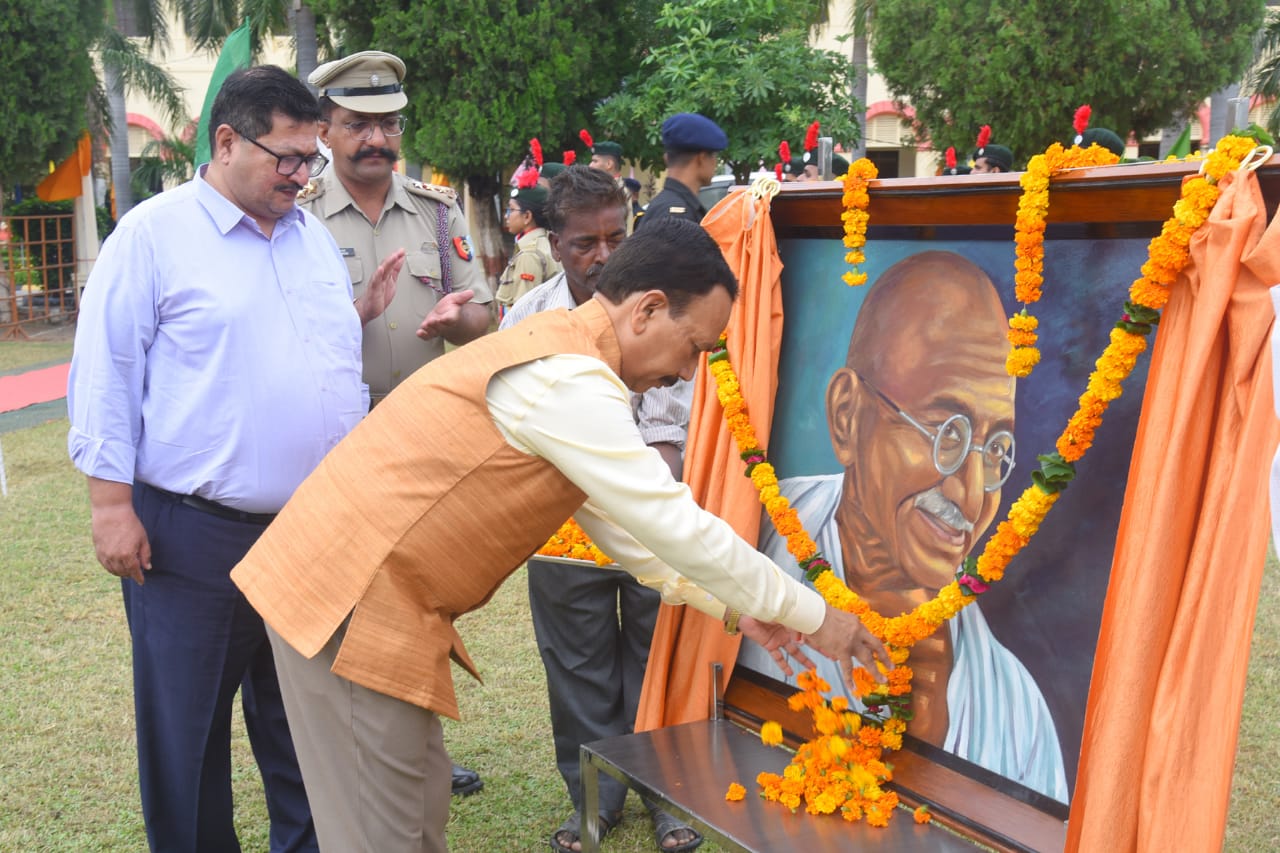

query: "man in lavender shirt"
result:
(67, 66), (402, 852)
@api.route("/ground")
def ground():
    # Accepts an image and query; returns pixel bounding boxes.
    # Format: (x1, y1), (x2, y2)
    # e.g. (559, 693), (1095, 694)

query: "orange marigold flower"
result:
(761, 721), (784, 747)
(914, 805), (932, 824)
(725, 782), (746, 802)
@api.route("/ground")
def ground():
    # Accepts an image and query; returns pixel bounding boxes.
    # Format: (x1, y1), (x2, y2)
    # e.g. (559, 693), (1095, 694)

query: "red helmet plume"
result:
(516, 167), (539, 189)
(975, 125), (991, 151)
(779, 140), (791, 163)
(579, 129), (594, 149)
(1073, 104), (1092, 137)
(803, 121), (820, 152)
(564, 150), (576, 166)
(529, 138), (543, 168)
(945, 146), (957, 169)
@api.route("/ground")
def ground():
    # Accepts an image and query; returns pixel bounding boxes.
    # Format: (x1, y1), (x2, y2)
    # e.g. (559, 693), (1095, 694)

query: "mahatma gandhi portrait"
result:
(739, 250), (1068, 802)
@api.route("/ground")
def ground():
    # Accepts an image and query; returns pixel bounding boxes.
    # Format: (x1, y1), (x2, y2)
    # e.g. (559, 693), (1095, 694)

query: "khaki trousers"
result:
(268, 622), (451, 852)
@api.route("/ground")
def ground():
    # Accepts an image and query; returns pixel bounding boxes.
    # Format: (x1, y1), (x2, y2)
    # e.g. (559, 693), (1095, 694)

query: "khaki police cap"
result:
(309, 50), (407, 113)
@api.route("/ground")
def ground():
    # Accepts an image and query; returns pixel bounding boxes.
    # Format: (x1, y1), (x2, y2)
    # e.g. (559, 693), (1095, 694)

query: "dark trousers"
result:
(527, 558), (660, 816)
(125, 483), (317, 853)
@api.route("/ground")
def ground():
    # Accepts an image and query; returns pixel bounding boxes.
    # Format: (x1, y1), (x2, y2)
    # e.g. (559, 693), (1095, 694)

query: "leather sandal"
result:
(550, 809), (621, 852)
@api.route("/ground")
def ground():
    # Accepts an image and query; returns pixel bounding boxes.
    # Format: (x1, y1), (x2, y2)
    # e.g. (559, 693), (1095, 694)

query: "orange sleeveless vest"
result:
(232, 298), (622, 718)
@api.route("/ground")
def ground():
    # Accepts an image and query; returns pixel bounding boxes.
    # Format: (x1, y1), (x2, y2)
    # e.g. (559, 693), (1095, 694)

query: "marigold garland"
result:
(840, 158), (878, 286)
(714, 135), (1258, 829)
(1009, 143), (1120, 377)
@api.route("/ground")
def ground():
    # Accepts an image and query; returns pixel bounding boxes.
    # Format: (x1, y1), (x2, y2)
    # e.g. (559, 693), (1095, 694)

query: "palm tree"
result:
(131, 129), (196, 199)
(850, 0), (875, 160)
(99, 0), (187, 217)
(1245, 9), (1280, 137)
(175, 0), (326, 88)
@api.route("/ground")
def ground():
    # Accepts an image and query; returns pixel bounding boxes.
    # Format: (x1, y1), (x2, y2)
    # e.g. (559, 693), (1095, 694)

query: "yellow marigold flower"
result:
(814, 706), (842, 736)
(1007, 326), (1039, 348)
(1006, 346), (1041, 377)
(808, 789), (841, 815)
(760, 721), (784, 747)
(725, 782), (746, 802)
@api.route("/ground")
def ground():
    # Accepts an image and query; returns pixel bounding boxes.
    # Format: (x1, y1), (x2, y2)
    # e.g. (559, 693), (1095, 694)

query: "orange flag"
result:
(1067, 167), (1280, 850)
(36, 133), (92, 202)
(636, 186), (786, 730)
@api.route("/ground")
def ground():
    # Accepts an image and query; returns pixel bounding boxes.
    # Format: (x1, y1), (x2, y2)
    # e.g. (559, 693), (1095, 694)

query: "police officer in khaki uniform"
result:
(496, 179), (560, 314)
(302, 50), (493, 410)
(634, 112), (727, 230)
(303, 49), (491, 798)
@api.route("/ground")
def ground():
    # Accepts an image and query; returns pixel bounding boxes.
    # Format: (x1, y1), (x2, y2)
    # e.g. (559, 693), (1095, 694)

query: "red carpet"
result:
(0, 362), (70, 414)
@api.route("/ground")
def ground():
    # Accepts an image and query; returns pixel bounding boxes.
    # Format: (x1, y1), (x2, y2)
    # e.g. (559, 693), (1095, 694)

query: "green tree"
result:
(312, 0), (656, 270)
(595, 0), (863, 182)
(0, 0), (104, 212)
(174, 0), (333, 85)
(865, 0), (1264, 168)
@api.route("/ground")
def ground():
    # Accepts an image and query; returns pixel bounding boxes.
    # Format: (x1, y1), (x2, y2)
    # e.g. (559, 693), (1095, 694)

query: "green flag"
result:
(195, 20), (252, 166)
(1168, 123), (1192, 159)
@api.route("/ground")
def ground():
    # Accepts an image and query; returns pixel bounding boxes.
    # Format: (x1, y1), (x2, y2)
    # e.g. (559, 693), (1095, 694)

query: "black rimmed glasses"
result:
(343, 116), (407, 141)
(236, 131), (328, 177)
(855, 371), (1015, 492)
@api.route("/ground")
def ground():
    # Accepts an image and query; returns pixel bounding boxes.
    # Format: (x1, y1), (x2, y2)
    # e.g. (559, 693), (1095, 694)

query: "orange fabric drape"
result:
(36, 132), (92, 202)
(635, 189), (786, 730)
(1067, 168), (1280, 851)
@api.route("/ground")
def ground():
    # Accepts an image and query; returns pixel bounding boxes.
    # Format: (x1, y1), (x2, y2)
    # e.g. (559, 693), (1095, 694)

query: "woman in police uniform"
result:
(496, 176), (561, 315)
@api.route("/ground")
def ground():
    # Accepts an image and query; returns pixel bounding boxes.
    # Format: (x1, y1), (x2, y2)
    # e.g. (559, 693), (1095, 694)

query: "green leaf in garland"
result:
(1032, 452), (1076, 494)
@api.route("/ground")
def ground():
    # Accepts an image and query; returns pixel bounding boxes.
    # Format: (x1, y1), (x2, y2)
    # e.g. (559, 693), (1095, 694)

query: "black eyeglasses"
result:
(343, 116), (407, 141)
(236, 130), (328, 177)
(855, 371), (1015, 492)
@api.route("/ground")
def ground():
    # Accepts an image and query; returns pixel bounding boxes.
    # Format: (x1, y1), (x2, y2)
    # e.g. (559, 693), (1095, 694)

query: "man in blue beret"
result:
(634, 112), (727, 229)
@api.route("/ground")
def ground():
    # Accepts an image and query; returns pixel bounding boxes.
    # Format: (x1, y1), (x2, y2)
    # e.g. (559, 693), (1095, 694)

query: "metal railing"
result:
(1, 213), (79, 340)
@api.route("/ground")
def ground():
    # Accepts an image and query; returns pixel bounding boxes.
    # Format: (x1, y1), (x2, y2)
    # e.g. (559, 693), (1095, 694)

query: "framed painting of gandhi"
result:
(734, 169), (1193, 829)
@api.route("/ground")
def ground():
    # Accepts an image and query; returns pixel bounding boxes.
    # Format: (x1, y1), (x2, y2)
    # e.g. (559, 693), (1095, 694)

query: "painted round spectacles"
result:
(856, 372), (1015, 492)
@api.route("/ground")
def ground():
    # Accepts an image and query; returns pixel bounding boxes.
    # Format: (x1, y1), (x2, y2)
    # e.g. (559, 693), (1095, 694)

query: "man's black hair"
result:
(210, 66), (321, 141)
(545, 165), (629, 233)
(595, 216), (738, 314)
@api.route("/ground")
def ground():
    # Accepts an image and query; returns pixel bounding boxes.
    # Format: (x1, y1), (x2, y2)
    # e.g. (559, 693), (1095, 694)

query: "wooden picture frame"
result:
(720, 158), (1280, 852)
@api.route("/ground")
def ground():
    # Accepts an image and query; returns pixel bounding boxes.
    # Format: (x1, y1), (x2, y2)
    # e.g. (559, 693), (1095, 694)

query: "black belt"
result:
(145, 483), (278, 526)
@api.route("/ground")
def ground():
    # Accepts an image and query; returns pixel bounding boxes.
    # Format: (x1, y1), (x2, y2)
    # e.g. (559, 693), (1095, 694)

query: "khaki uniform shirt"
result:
(495, 227), (560, 309)
(299, 173), (493, 400)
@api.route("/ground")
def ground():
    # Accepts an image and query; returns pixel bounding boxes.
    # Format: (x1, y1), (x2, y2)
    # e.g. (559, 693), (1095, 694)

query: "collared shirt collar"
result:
(195, 164), (306, 236)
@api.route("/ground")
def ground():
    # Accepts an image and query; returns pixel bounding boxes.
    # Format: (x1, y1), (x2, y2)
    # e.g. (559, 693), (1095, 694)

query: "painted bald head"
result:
(827, 251), (1014, 591)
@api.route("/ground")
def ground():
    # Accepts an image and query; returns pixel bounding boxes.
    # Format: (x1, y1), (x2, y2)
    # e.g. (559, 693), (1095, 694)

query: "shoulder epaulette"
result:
(405, 178), (459, 205)
(296, 177), (326, 202)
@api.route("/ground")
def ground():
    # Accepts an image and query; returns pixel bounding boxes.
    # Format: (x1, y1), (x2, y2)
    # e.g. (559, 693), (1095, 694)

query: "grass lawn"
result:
(2, 402), (1277, 850)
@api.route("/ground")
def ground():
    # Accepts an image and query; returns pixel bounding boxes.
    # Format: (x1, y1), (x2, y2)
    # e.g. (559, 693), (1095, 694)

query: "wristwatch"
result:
(723, 608), (741, 635)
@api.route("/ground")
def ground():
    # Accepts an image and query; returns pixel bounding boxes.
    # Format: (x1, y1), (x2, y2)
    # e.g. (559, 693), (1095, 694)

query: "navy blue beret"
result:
(660, 113), (728, 153)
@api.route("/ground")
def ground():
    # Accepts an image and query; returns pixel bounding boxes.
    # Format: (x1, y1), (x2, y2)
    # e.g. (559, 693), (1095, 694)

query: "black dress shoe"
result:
(451, 762), (484, 797)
